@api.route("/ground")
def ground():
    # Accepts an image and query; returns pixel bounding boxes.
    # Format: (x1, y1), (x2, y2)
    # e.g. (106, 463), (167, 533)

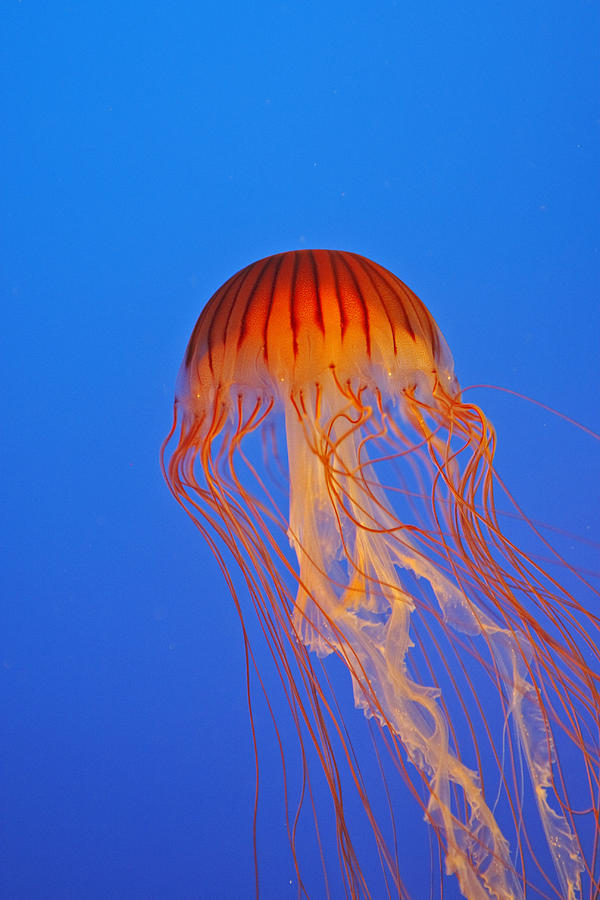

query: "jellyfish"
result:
(161, 249), (599, 899)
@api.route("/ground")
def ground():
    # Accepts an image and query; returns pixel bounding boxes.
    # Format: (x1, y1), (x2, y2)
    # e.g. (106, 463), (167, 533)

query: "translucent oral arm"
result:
(285, 407), (583, 900)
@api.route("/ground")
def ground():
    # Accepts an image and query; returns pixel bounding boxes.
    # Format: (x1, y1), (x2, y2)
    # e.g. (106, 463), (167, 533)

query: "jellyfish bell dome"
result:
(176, 249), (459, 420)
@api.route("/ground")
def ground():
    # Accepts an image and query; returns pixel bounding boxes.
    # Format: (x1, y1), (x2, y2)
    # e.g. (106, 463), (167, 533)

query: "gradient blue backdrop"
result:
(2, 2), (598, 898)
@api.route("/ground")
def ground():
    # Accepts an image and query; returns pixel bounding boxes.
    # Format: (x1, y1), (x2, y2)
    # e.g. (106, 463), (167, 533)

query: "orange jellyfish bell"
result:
(180, 249), (456, 406)
(163, 250), (599, 900)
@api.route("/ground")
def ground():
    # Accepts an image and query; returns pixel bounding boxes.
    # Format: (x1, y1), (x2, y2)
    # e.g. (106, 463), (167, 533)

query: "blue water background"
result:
(1, 2), (598, 898)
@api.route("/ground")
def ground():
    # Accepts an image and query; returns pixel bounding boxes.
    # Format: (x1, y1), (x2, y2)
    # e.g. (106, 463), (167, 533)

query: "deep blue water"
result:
(2, 2), (598, 898)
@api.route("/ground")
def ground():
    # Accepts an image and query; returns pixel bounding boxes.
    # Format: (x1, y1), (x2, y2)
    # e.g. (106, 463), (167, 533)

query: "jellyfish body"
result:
(162, 250), (599, 899)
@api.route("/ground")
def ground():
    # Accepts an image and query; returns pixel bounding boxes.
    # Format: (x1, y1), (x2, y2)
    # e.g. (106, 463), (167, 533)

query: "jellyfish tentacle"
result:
(408, 392), (587, 898)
